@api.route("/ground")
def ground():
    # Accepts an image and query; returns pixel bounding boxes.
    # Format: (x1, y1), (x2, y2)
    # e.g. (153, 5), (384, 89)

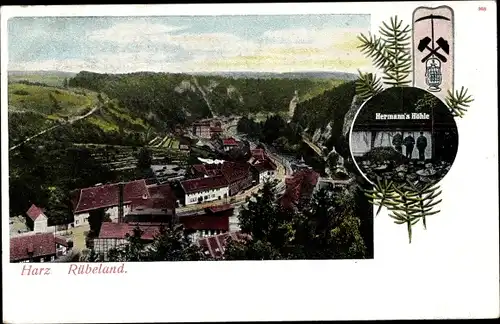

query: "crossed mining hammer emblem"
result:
(415, 14), (451, 62)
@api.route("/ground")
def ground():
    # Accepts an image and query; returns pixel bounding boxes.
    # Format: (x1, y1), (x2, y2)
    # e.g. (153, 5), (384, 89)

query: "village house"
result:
(177, 204), (234, 241)
(192, 119), (224, 139)
(280, 169), (320, 210)
(247, 149), (278, 184)
(192, 120), (211, 138)
(150, 164), (186, 184)
(210, 124), (223, 139)
(222, 137), (240, 151)
(179, 136), (192, 151)
(10, 232), (70, 263)
(197, 231), (250, 259)
(180, 175), (230, 206)
(252, 159), (278, 184)
(124, 184), (177, 223)
(182, 161), (253, 206)
(25, 204), (48, 233)
(94, 203), (233, 260)
(93, 222), (161, 261)
(72, 179), (151, 225)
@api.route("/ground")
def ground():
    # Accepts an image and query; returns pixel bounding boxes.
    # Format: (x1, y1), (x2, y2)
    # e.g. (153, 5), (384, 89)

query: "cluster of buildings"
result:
(192, 119), (223, 139)
(11, 114), (334, 263)
(181, 148), (277, 206)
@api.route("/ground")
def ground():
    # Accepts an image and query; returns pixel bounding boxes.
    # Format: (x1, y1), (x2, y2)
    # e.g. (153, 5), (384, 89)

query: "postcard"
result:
(1, 2), (498, 323)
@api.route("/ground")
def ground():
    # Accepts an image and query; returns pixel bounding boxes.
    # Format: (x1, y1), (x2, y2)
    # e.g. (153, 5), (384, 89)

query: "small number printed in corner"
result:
(478, 6), (487, 11)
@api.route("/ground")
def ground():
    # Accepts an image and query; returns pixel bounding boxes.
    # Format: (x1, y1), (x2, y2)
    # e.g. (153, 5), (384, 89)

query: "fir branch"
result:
(357, 16), (412, 87)
(445, 86), (474, 118)
(403, 181), (442, 230)
(355, 70), (384, 101)
(363, 178), (397, 216)
(387, 185), (422, 243)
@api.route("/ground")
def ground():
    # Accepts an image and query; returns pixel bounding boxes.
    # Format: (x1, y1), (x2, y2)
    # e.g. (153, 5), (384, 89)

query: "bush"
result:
(361, 146), (404, 165)
(13, 89), (30, 95)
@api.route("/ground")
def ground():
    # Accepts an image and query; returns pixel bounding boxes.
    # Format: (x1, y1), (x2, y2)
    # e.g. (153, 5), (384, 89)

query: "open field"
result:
(61, 224), (90, 250)
(154, 134), (180, 150)
(8, 83), (98, 118)
(8, 73), (74, 87)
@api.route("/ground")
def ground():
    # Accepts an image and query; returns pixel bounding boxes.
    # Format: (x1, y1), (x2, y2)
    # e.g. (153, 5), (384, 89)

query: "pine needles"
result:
(363, 180), (442, 243)
(355, 71), (384, 101)
(358, 16), (412, 88)
(354, 15), (473, 243)
(364, 178), (396, 216)
(445, 86), (475, 117)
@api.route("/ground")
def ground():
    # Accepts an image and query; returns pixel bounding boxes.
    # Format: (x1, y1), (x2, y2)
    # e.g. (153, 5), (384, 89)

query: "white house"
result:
(180, 175), (230, 206)
(252, 158), (278, 184)
(222, 137), (240, 151)
(25, 204), (48, 233)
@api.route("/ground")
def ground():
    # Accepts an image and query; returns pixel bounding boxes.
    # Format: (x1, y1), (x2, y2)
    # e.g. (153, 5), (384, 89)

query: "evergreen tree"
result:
(136, 147), (152, 170)
(108, 226), (148, 262)
(146, 224), (208, 261)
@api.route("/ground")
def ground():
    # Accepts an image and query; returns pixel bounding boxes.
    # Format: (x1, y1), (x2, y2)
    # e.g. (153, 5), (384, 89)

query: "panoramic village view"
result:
(8, 15), (374, 262)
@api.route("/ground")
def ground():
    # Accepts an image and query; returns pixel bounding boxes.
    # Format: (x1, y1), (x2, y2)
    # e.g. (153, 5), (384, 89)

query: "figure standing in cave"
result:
(404, 134), (415, 159)
(392, 131), (403, 154)
(417, 132), (428, 161)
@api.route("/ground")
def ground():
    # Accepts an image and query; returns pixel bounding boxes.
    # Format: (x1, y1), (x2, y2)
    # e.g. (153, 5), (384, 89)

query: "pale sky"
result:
(8, 15), (370, 74)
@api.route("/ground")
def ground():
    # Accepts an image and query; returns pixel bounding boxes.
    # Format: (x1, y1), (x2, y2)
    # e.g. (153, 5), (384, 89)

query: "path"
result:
(192, 76), (216, 117)
(9, 104), (101, 152)
(302, 134), (324, 156)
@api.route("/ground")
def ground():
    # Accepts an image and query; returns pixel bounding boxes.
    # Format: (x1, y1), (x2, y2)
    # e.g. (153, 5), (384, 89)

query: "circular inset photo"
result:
(349, 87), (458, 187)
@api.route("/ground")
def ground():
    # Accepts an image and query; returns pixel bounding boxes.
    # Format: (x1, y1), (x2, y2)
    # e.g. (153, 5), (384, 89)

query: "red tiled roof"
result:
(220, 162), (251, 183)
(74, 180), (150, 214)
(10, 233), (69, 262)
(253, 158), (277, 172)
(223, 138), (239, 146)
(250, 149), (266, 160)
(207, 204), (234, 213)
(280, 169), (319, 209)
(26, 204), (44, 221)
(193, 120), (211, 126)
(197, 231), (250, 258)
(185, 162), (251, 193)
(180, 215), (229, 231)
(98, 222), (161, 241)
(133, 184), (176, 209)
(180, 175), (229, 194)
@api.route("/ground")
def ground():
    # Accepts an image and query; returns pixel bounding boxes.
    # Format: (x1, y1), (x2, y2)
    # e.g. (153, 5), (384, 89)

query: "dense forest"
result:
(292, 80), (358, 157)
(68, 71), (340, 129)
(9, 141), (117, 224)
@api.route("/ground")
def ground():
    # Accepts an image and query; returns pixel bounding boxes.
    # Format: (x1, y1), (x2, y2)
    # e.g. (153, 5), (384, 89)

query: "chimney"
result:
(118, 182), (125, 223)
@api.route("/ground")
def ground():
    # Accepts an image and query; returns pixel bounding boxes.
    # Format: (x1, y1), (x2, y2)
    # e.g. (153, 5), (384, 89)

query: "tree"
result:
(293, 187), (367, 259)
(225, 182), (368, 260)
(238, 181), (287, 243)
(108, 226), (148, 262)
(146, 224), (208, 261)
(87, 209), (107, 238)
(45, 187), (71, 226)
(136, 147), (152, 170)
(63, 78), (69, 88)
(107, 224), (208, 262)
(225, 238), (282, 261)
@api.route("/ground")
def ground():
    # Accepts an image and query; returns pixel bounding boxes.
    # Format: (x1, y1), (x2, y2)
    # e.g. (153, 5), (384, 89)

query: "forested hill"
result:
(292, 81), (358, 156)
(69, 71), (343, 129)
